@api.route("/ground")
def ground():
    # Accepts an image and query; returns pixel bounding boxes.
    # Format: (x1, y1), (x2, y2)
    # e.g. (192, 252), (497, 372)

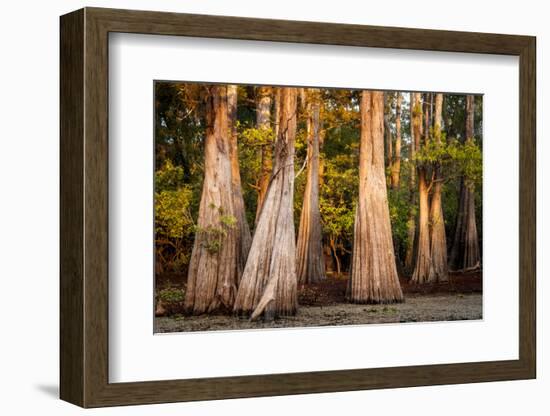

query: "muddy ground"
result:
(154, 272), (482, 333)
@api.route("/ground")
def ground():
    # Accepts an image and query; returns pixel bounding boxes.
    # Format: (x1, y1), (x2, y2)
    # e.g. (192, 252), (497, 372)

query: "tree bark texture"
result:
(390, 92), (402, 189)
(404, 93), (420, 272)
(449, 95), (480, 271)
(349, 91), (403, 303)
(234, 87), (299, 319)
(227, 85), (252, 275)
(254, 86), (273, 226)
(429, 93), (448, 281)
(384, 93), (394, 177)
(411, 93), (436, 283)
(184, 85), (240, 314)
(296, 89), (326, 284)
(411, 167), (435, 283)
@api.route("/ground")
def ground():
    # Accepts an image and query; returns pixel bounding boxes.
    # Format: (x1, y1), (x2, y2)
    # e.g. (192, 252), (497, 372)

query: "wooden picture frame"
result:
(60, 7), (536, 408)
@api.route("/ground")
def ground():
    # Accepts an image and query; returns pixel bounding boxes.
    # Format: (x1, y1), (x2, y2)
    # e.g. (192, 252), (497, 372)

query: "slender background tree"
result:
(296, 88), (326, 284)
(227, 85), (252, 274)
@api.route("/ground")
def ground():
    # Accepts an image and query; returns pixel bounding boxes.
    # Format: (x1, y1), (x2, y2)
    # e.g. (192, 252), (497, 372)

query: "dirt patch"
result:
(297, 271), (481, 307)
(155, 292), (482, 333)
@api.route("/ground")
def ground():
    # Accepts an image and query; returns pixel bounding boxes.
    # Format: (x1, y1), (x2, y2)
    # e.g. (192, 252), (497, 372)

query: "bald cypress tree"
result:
(234, 87), (299, 319)
(184, 85), (239, 314)
(296, 88), (326, 284)
(449, 95), (481, 271)
(227, 85), (252, 275)
(429, 93), (448, 281)
(411, 93), (435, 283)
(349, 91), (403, 303)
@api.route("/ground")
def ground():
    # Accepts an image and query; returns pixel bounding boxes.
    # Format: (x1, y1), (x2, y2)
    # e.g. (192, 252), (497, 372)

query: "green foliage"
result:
(155, 161), (194, 240)
(239, 123), (275, 147)
(157, 287), (186, 316)
(318, 130), (359, 265)
(154, 161), (196, 274)
(220, 214), (237, 228)
(388, 187), (412, 250)
(159, 287), (185, 303)
(196, 206), (237, 255)
(414, 133), (482, 185)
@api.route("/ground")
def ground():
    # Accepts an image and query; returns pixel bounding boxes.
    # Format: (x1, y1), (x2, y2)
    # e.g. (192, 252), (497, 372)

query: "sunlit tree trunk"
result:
(227, 85), (252, 275)
(390, 92), (402, 189)
(412, 168), (435, 283)
(349, 91), (403, 303)
(234, 87), (299, 319)
(411, 93), (435, 283)
(384, 93), (394, 179)
(254, 86), (273, 225)
(184, 85), (239, 314)
(296, 89), (326, 284)
(449, 95), (481, 271)
(429, 93), (448, 281)
(404, 93), (418, 272)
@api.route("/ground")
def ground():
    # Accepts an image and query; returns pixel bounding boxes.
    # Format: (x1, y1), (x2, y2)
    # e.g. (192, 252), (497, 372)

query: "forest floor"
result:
(154, 271), (482, 333)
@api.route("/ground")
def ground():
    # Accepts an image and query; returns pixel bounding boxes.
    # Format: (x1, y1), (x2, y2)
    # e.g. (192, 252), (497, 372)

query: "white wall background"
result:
(0, 0), (545, 414)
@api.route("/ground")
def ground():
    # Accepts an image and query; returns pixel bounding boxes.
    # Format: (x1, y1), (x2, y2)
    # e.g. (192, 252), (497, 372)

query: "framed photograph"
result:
(60, 7), (536, 408)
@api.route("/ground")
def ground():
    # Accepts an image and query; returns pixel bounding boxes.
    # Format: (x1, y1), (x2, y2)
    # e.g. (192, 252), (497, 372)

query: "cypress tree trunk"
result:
(349, 91), (403, 303)
(234, 87), (299, 320)
(411, 167), (435, 283)
(227, 85), (252, 275)
(184, 85), (239, 314)
(404, 92), (418, 272)
(254, 86), (273, 226)
(296, 89), (326, 284)
(384, 93), (394, 179)
(411, 93), (436, 283)
(449, 95), (480, 271)
(390, 92), (402, 189)
(429, 93), (448, 281)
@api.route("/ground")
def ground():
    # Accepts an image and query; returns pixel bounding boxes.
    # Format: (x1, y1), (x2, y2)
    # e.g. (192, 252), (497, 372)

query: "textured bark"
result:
(449, 95), (480, 271)
(404, 93), (419, 272)
(234, 88), (299, 319)
(390, 92), (402, 189)
(384, 93), (394, 177)
(349, 91), (403, 304)
(411, 167), (435, 283)
(411, 93), (436, 283)
(184, 86), (239, 314)
(254, 86), (273, 225)
(227, 85), (252, 275)
(429, 93), (448, 281)
(296, 89), (326, 284)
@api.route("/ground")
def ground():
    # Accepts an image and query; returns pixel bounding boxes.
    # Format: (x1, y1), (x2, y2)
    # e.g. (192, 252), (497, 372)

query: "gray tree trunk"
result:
(234, 87), (299, 319)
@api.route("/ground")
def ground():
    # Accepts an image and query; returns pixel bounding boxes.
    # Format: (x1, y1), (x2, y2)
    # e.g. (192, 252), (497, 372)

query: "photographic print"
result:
(154, 82), (482, 333)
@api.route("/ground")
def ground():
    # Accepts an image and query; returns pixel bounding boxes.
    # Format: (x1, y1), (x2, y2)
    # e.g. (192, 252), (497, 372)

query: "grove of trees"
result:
(155, 82), (483, 320)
